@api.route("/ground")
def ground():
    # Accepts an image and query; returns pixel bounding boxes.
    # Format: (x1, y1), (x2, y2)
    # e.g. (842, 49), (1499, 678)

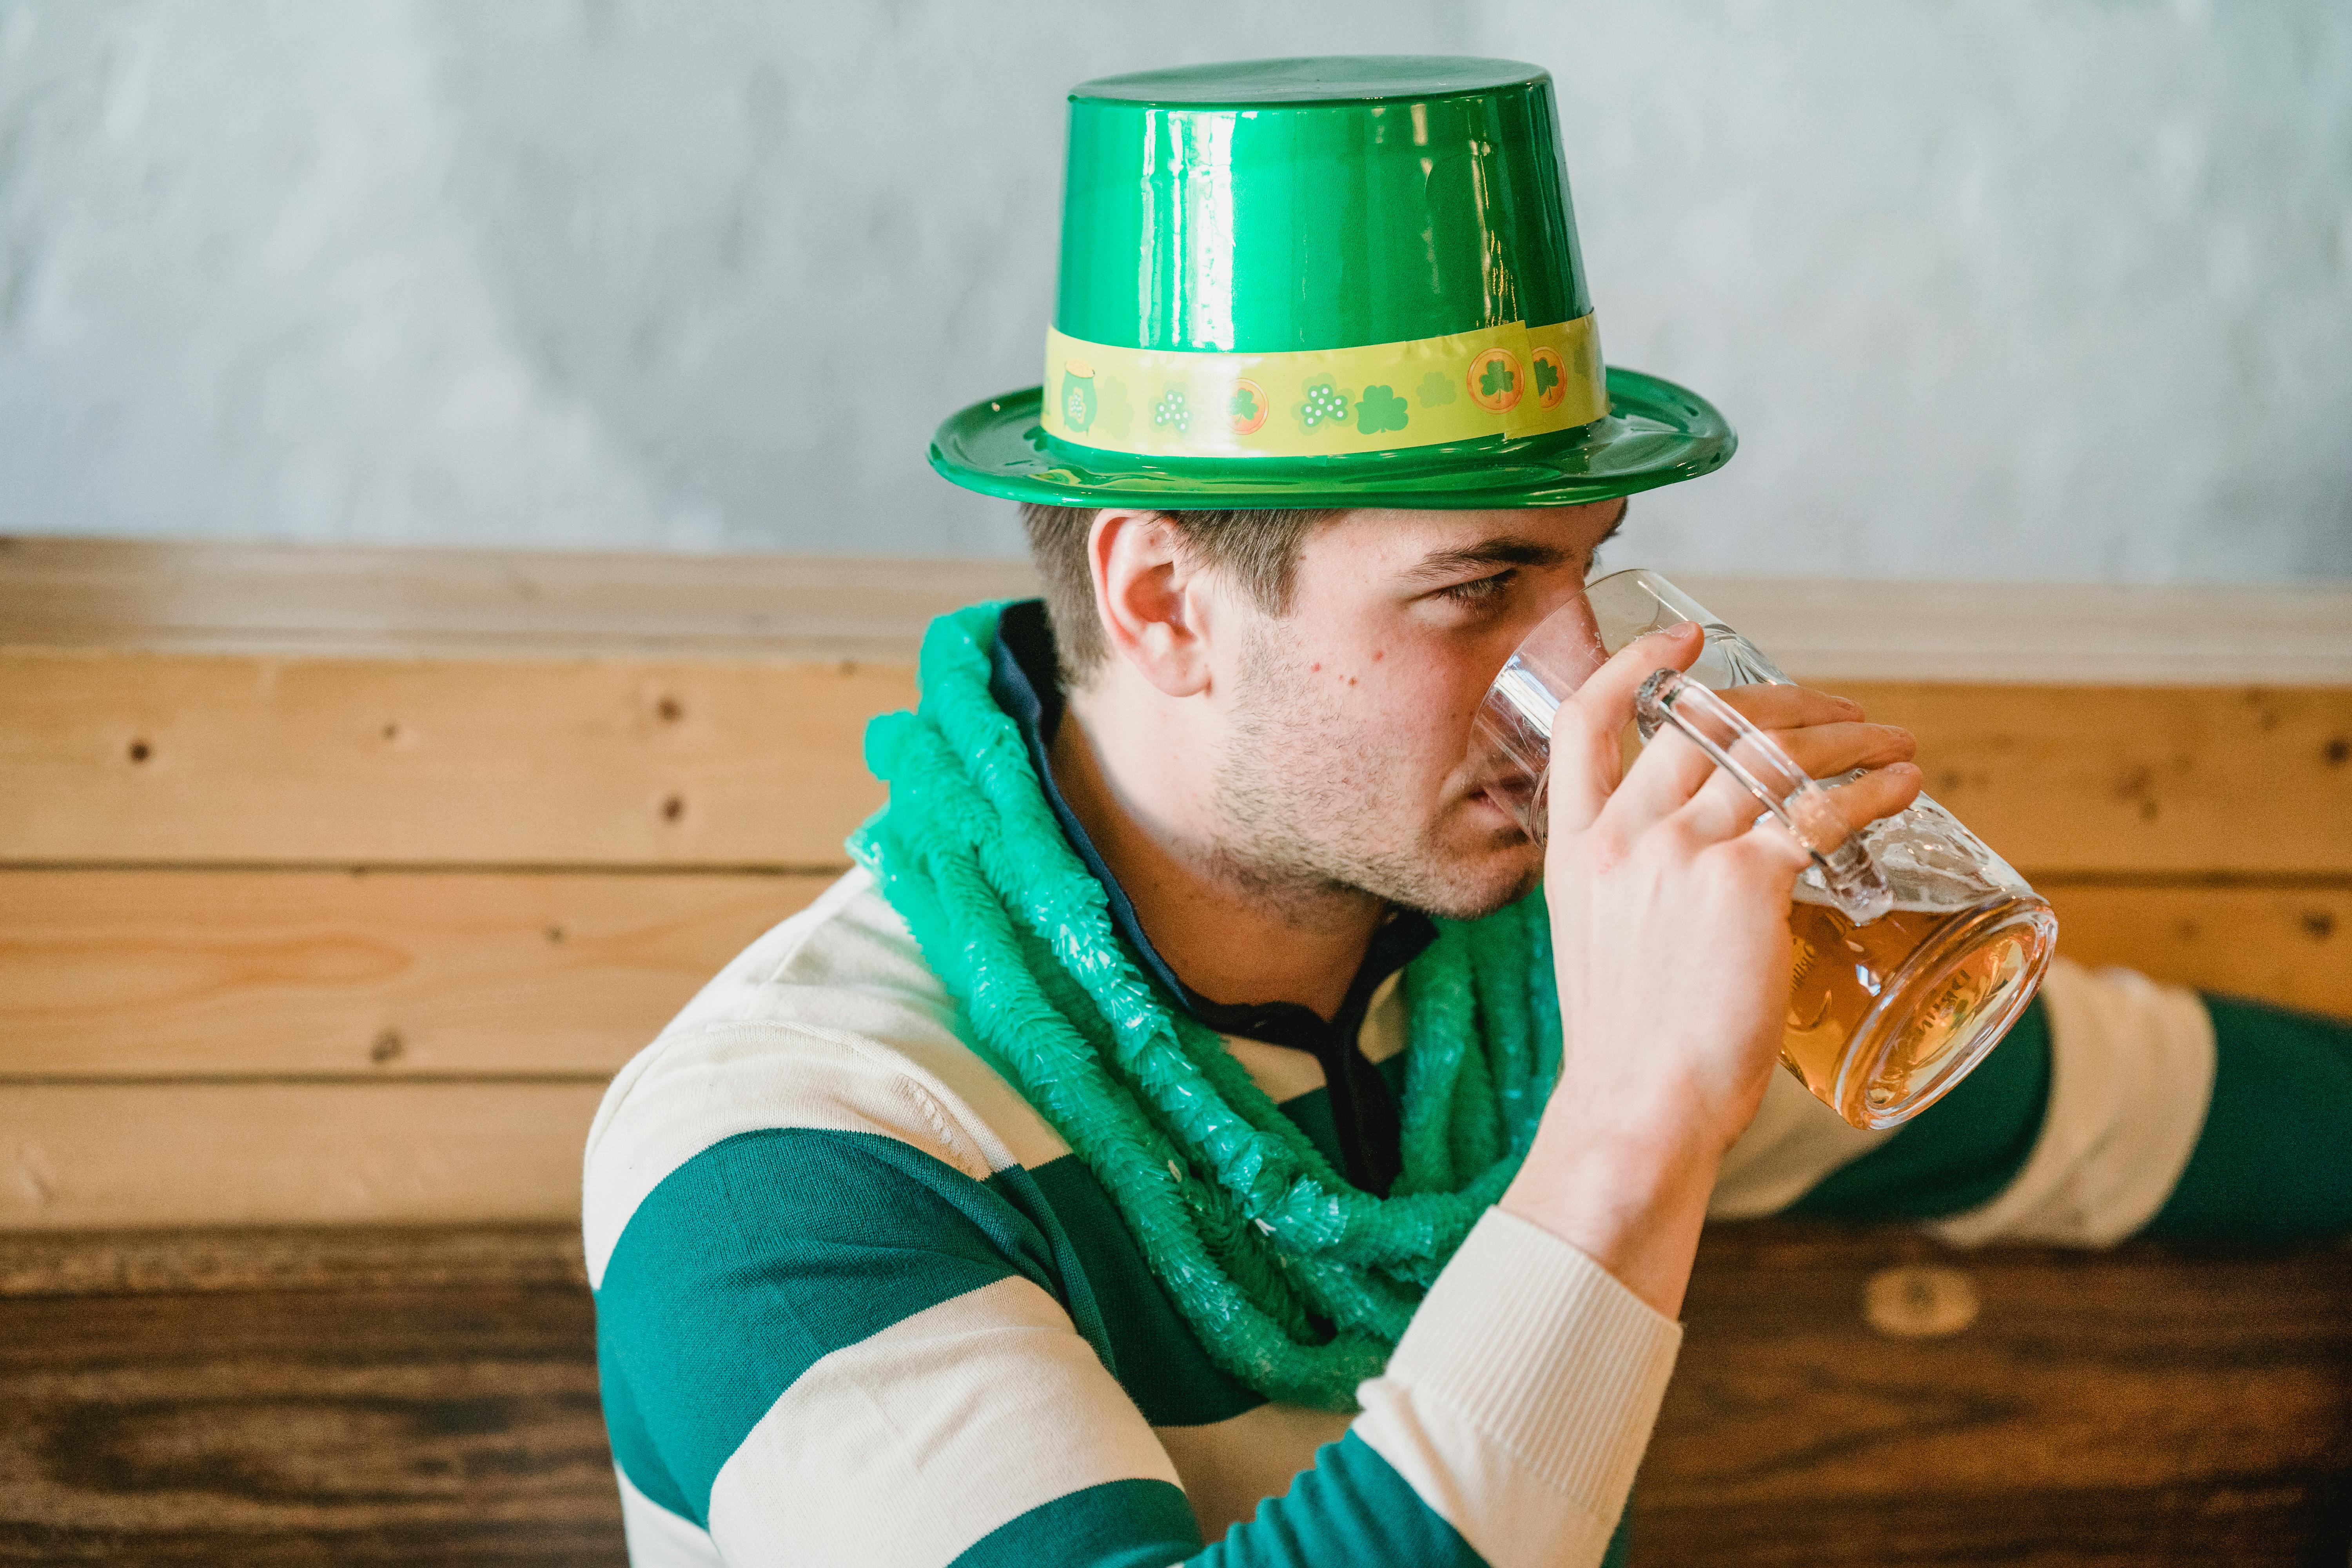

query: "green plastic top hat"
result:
(930, 56), (1735, 511)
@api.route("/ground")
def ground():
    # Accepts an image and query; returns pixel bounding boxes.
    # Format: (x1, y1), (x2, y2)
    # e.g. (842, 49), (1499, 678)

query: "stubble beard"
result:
(1207, 626), (1539, 924)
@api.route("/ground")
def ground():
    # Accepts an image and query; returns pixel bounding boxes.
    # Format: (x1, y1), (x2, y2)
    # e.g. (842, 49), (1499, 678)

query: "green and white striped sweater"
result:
(581, 856), (2352, 1567)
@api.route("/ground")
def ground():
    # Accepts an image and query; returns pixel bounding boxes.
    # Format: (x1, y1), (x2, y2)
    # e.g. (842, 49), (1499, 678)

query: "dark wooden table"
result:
(1, 1223), (2345, 1566)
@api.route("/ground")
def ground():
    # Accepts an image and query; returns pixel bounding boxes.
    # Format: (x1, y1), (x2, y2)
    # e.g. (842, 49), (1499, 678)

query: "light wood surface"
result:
(1, 1082), (604, 1230)
(2040, 882), (2352, 1018)
(1835, 682), (2352, 877)
(0, 869), (831, 1077)
(2, 538), (2345, 1232)
(0, 535), (1042, 663)
(0, 650), (904, 867)
(5, 655), (2346, 875)
(10, 535), (2350, 684)
(1689, 575), (2352, 687)
(4, 870), (2342, 1083)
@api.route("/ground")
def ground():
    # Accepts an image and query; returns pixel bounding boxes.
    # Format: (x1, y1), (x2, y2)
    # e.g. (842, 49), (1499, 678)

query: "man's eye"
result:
(1437, 570), (1515, 606)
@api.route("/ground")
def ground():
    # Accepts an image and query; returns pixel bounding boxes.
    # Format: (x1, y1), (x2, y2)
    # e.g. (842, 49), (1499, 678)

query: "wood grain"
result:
(0, 869), (831, 1077)
(11, 536), (2350, 685)
(0, 650), (906, 868)
(0, 534), (1041, 664)
(3, 870), (2338, 1085)
(1833, 682), (2352, 877)
(0, 1253), (623, 1564)
(4, 655), (2347, 875)
(1632, 1223), (2352, 1565)
(0, 1221), (2341, 1566)
(1, 1083), (604, 1231)
(0, 1223), (585, 1299)
(2041, 880), (2352, 1017)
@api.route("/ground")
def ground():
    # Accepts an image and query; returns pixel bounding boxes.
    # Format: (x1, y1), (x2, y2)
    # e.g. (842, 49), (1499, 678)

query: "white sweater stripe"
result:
(705, 1276), (1183, 1567)
(1356, 1210), (1682, 1568)
(613, 1462), (721, 1568)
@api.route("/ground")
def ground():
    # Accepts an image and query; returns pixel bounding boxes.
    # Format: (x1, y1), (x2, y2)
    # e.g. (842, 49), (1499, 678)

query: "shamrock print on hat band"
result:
(1152, 388), (1191, 434)
(1355, 385), (1409, 436)
(1228, 380), (1269, 435)
(1466, 348), (1522, 414)
(1532, 346), (1566, 410)
(1297, 378), (1351, 431)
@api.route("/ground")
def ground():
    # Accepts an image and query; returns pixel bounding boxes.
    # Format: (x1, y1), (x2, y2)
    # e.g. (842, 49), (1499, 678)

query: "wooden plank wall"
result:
(4, 541), (2348, 1230)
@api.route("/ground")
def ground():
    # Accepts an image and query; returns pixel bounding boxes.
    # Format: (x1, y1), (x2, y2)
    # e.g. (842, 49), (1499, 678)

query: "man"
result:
(586, 57), (2348, 1568)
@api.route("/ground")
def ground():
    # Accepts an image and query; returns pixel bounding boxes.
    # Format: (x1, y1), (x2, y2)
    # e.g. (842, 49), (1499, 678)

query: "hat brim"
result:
(929, 366), (1734, 510)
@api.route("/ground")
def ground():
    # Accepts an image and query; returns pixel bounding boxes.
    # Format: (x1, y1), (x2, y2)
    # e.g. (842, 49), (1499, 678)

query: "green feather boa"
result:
(850, 603), (1561, 1411)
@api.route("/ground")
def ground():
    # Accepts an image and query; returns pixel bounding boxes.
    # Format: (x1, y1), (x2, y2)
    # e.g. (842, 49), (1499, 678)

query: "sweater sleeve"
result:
(1740, 960), (2352, 1244)
(594, 1122), (1678, 1568)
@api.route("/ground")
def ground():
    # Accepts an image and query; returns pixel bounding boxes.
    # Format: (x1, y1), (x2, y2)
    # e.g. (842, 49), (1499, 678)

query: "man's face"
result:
(1207, 501), (1626, 921)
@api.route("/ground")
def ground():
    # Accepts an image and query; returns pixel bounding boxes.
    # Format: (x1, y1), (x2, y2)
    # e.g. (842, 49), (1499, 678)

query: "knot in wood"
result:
(1862, 1264), (1980, 1339)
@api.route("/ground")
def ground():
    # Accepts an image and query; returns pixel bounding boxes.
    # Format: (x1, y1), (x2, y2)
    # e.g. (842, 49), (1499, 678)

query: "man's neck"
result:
(1052, 686), (1385, 1022)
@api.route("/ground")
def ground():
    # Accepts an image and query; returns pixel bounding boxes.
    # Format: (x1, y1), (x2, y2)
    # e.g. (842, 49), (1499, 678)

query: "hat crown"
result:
(1056, 56), (1592, 354)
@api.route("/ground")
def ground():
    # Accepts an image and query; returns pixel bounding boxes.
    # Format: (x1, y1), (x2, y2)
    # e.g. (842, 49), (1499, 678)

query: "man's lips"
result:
(1463, 773), (1537, 829)
(1466, 773), (1536, 809)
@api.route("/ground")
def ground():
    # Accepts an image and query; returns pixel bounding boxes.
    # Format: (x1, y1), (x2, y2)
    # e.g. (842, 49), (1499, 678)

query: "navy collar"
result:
(988, 600), (1432, 1192)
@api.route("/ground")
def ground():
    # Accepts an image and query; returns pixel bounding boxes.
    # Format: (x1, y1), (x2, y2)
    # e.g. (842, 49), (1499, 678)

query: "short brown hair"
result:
(1018, 503), (1344, 685)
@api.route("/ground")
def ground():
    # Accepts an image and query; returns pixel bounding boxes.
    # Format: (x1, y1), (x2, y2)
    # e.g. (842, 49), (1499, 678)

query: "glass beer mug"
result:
(1476, 569), (2058, 1129)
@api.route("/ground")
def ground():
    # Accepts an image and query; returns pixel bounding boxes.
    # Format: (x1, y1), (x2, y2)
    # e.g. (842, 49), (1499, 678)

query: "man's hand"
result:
(1499, 622), (1922, 1317)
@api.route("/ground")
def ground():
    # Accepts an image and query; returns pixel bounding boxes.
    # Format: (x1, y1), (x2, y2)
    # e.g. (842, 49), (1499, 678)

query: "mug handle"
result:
(1636, 670), (1895, 925)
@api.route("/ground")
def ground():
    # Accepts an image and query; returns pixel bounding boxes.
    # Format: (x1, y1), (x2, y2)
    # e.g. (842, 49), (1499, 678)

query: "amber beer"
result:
(1780, 889), (2050, 1126)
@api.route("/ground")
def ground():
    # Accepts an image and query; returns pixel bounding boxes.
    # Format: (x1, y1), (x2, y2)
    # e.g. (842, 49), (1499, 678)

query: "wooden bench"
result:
(2, 536), (2348, 1563)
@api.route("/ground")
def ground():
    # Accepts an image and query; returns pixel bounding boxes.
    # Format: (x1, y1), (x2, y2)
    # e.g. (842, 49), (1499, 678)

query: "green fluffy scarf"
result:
(849, 603), (1561, 1411)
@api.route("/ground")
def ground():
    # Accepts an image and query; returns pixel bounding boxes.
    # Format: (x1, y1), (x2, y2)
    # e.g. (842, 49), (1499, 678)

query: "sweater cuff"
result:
(1926, 958), (2216, 1247)
(1350, 1208), (1682, 1568)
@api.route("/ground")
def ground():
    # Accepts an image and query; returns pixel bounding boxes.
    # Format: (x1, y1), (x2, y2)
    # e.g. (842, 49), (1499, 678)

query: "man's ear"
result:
(1088, 508), (1216, 698)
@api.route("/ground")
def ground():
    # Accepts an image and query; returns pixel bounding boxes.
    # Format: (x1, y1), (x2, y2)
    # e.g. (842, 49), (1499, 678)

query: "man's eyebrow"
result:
(1401, 536), (1571, 583)
(1400, 500), (1628, 583)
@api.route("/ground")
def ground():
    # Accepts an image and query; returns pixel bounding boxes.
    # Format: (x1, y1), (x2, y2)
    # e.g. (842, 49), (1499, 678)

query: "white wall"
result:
(1, 0), (2345, 580)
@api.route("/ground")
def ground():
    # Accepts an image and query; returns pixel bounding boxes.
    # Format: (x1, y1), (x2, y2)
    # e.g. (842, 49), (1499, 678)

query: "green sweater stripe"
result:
(1017, 1073), (1417, 1426)
(947, 1443), (1511, 1568)
(597, 1329), (694, 1523)
(1786, 995), (2053, 1221)
(1029, 1154), (1265, 1426)
(596, 1127), (1091, 1523)
(1201, 1433), (1487, 1566)
(952, 1477), (1203, 1568)
(2144, 994), (2352, 1240)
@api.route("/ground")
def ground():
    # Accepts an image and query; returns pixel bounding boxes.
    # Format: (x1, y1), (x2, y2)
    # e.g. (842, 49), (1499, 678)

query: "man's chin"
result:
(1374, 828), (1544, 923)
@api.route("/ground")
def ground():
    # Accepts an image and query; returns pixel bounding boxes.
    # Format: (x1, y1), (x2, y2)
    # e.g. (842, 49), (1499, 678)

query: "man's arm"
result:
(594, 1103), (1679, 1568)
(1499, 623), (1925, 1318)
(1746, 972), (2352, 1244)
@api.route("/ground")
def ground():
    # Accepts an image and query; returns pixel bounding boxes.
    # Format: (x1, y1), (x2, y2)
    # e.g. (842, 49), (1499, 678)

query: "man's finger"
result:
(1542, 621), (1703, 836)
(1592, 706), (1731, 837)
(1820, 760), (1925, 835)
(1713, 683), (1866, 730)
(1755, 720), (1917, 782)
(1678, 757), (1922, 845)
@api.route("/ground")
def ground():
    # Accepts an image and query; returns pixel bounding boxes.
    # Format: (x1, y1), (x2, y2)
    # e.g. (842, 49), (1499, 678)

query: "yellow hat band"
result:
(1039, 315), (1607, 460)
